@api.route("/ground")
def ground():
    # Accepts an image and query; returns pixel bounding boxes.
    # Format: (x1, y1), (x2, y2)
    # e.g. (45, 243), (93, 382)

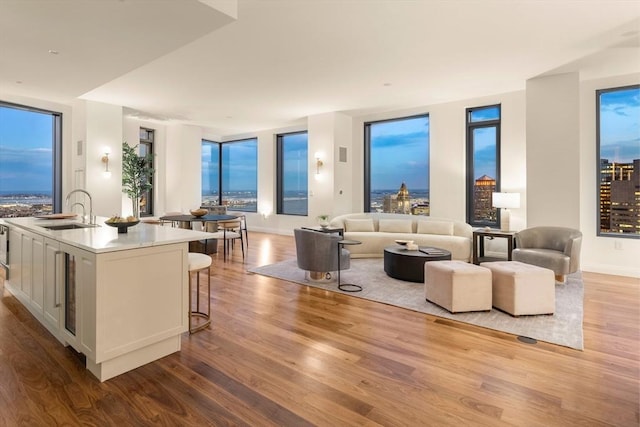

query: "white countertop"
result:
(4, 216), (212, 254)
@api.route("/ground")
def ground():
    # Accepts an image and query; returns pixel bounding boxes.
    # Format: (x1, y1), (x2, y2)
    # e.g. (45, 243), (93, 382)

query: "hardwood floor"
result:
(0, 232), (638, 426)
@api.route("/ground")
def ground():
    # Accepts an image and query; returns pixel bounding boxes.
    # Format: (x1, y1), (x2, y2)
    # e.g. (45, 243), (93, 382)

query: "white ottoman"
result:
(480, 261), (555, 316)
(425, 261), (492, 313)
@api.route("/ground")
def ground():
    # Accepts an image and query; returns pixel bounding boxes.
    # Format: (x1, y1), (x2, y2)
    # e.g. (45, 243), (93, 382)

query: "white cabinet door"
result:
(20, 231), (33, 298)
(30, 234), (45, 312)
(43, 238), (62, 334)
(8, 228), (22, 291)
(59, 243), (95, 353)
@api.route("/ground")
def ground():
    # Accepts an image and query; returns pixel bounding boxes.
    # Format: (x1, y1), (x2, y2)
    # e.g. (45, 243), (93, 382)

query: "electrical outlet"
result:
(614, 240), (622, 250)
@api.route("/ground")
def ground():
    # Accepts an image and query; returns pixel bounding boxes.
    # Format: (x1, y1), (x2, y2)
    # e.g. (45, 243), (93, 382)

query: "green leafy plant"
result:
(122, 142), (154, 218)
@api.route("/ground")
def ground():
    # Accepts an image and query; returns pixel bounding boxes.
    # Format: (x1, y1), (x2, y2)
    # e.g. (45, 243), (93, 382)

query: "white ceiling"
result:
(1, 0), (639, 137)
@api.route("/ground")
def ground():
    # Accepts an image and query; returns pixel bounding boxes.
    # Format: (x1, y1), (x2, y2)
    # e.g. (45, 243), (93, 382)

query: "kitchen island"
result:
(3, 216), (211, 381)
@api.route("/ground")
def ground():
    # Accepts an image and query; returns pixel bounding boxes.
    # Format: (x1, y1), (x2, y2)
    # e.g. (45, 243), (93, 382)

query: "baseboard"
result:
(582, 263), (640, 279)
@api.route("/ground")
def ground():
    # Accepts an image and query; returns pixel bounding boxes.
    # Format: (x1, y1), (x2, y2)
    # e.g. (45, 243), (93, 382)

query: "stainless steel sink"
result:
(42, 223), (98, 230)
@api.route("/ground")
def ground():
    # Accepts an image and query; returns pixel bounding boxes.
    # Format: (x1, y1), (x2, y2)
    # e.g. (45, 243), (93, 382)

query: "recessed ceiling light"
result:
(15, 80), (22, 84)
(48, 49), (59, 55)
(383, 83), (392, 87)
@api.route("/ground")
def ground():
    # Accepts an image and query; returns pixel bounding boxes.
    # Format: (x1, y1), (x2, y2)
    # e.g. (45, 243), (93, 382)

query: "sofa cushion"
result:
(417, 220), (454, 236)
(344, 218), (375, 232)
(378, 219), (412, 233)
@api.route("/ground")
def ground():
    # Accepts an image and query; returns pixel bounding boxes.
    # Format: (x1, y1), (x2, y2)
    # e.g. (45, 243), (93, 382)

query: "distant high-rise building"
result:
(396, 182), (410, 214)
(383, 194), (397, 213)
(411, 203), (430, 216)
(602, 159), (640, 234)
(474, 175), (496, 222)
(382, 182), (411, 214)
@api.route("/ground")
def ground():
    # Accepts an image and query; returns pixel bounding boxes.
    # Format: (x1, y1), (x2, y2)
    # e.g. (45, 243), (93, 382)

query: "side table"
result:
(472, 229), (517, 264)
(302, 226), (344, 237)
(337, 239), (362, 292)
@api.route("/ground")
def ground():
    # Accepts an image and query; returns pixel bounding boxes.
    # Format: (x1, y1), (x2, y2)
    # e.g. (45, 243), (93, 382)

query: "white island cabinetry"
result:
(4, 217), (210, 382)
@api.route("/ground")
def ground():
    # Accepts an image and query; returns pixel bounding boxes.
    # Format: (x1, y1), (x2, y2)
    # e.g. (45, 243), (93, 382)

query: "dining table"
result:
(158, 213), (238, 254)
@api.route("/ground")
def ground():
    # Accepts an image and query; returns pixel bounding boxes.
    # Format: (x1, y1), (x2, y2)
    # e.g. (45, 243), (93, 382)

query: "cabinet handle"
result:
(54, 251), (63, 308)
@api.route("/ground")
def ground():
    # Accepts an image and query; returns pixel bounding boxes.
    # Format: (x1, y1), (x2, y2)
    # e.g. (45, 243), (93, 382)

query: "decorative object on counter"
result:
(122, 142), (154, 219)
(190, 208), (207, 217)
(317, 214), (330, 228)
(105, 215), (140, 233)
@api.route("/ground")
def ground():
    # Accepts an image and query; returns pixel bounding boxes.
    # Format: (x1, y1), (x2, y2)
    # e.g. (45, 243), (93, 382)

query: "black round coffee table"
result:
(383, 246), (452, 282)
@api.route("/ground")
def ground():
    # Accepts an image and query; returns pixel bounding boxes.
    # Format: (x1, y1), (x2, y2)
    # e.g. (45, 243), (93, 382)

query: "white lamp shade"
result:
(492, 192), (520, 209)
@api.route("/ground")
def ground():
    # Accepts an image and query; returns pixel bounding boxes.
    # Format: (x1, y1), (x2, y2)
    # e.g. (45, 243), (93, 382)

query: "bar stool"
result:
(188, 252), (212, 333)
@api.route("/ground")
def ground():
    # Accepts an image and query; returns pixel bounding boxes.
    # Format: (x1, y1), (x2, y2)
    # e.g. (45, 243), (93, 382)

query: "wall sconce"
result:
(315, 155), (323, 175)
(101, 151), (111, 178)
(492, 192), (520, 231)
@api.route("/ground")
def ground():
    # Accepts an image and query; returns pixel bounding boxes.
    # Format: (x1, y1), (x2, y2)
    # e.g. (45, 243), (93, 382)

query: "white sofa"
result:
(329, 213), (473, 261)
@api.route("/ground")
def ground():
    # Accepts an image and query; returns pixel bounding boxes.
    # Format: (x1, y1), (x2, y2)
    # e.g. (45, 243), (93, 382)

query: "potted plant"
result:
(121, 142), (154, 218)
(317, 214), (330, 228)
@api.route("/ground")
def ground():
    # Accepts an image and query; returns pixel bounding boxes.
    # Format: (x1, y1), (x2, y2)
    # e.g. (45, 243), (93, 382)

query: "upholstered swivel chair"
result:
(512, 226), (582, 283)
(294, 228), (350, 282)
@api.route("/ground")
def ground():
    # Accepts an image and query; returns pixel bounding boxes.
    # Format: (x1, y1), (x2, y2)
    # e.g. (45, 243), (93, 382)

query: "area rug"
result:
(248, 259), (584, 350)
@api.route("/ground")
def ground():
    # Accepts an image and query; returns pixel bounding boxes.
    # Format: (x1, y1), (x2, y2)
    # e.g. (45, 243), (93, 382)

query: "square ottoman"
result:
(425, 260), (492, 313)
(480, 261), (555, 316)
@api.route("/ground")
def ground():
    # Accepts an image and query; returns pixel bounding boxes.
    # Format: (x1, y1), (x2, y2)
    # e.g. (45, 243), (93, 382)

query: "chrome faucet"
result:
(65, 189), (94, 224)
(70, 202), (86, 223)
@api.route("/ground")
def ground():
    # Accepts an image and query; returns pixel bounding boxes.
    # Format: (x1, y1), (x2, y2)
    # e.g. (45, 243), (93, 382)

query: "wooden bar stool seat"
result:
(188, 252), (212, 333)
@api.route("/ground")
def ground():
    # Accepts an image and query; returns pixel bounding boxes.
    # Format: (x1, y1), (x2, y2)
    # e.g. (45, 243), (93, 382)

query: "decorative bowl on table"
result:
(190, 208), (208, 218)
(105, 216), (140, 234)
(394, 239), (414, 246)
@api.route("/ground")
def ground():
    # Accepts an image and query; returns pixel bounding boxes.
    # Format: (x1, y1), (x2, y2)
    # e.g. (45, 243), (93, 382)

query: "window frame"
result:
(596, 84), (640, 239)
(276, 131), (308, 216)
(202, 139), (222, 206)
(0, 100), (63, 215)
(202, 138), (258, 212)
(363, 113), (430, 214)
(138, 127), (154, 217)
(465, 104), (501, 228)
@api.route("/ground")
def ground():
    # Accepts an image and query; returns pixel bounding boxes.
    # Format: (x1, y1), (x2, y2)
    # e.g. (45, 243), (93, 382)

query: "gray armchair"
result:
(294, 228), (350, 283)
(512, 226), (582, 283)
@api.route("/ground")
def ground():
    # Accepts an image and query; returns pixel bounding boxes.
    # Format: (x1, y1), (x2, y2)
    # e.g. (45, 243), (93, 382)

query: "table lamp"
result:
(492, 192), (520, 231)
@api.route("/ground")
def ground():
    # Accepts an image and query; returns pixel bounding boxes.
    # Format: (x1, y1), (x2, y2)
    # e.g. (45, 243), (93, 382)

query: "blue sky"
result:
(0, 106), (54, 193)
(600, 87), (640, 162)
(370, 116), (429, 191)
(201, 138), (258, 193)
(281, 132), (308, 193)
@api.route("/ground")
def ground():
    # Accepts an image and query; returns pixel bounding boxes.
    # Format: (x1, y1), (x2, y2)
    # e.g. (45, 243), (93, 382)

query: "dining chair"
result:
(204, 220), (244, 261)
(233, 214), (249, 252)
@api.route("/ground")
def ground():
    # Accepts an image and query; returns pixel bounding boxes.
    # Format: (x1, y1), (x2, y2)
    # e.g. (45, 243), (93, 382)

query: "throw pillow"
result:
(378, 219), (412, 233)
(417, 220), (454, 236)
(344, 218), (375, 232)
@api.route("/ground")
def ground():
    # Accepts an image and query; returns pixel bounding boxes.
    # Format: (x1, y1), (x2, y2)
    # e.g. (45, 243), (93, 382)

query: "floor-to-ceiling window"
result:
(138, 127), (154, 217)
(0, 102), (62, 217)
(364, 114), (430, 214)
(597, 85), (640, 237)
(466, 105), (501, 227)
(202, 138), (257, 212)
(276, 131), (308, 216)
(202, 140), (220, 206)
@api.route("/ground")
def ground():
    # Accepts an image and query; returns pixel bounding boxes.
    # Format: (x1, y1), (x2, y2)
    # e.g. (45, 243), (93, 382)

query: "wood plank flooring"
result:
(0, 232), (638, 426)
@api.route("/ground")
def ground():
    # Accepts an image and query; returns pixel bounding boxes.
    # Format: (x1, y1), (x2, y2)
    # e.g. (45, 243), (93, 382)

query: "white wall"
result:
(525, 72), (581, 228)
(579, 73), (640, 277)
